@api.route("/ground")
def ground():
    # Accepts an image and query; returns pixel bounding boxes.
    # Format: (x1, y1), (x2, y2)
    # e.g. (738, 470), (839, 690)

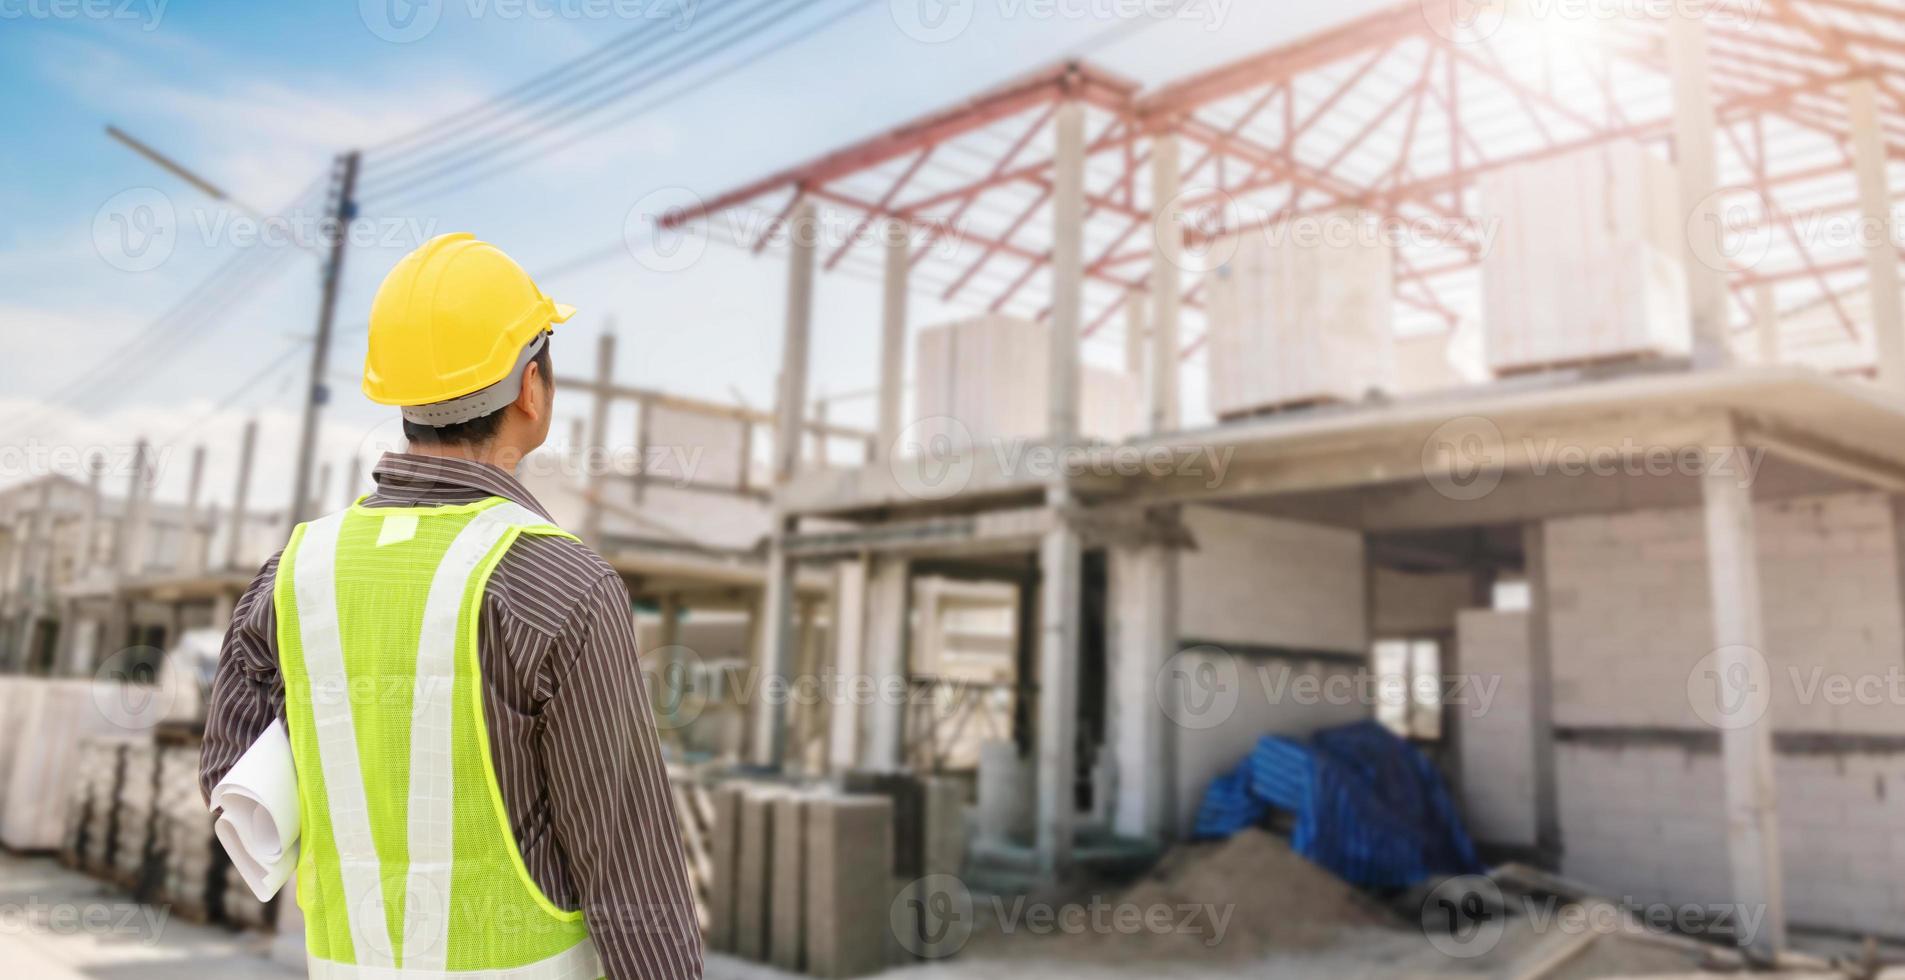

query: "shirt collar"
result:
(369, 452), (555, 522)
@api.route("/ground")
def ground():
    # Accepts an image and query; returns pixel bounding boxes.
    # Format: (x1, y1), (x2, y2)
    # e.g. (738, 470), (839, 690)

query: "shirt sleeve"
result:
(198, 553), (286, 806)
(540, 573), (704, 980)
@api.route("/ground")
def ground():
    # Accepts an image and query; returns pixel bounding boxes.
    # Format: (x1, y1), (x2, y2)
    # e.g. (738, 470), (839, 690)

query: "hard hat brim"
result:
(552, 302), (577, 324)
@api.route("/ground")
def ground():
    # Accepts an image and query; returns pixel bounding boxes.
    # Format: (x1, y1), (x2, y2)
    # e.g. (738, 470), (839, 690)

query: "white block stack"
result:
(1202, 211), (1395, 416)
(111, 741), (159, 884)
(1479, 140), (1690, 373)
(911, 314), (1139, 449)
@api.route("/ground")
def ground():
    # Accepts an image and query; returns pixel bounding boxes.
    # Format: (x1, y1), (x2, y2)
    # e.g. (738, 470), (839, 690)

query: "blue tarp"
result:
(1192, 721), (1483, 889)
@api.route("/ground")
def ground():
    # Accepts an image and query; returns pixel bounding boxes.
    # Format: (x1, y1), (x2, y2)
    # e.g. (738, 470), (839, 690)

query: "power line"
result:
(364, 0), (874, 209)
(365, 0), (750, 164)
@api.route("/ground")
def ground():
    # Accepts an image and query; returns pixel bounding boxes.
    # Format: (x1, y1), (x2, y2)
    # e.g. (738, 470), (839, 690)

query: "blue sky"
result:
(0, 0), (1393, 509)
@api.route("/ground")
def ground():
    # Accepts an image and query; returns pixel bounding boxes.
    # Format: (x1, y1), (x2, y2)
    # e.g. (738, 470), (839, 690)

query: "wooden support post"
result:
(1848, 79), (1905, 388)
(584, 329), (616, 545)
(182, 445), (206, 574)
(1149, 131), (1183, 433)
(1037, 98), (1087, 878)
(225, 419), (256, 571)
(1667, 13), (1730, 368)
(1700, 416), (1785, 955)
(1754, 284), (1780, 365)
(776, 199), (817, 481)
(878, 219), (909, 462)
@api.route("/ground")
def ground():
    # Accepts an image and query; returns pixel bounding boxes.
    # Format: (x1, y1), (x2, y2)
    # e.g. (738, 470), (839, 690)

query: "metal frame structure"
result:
(665, 0), (1905, 372)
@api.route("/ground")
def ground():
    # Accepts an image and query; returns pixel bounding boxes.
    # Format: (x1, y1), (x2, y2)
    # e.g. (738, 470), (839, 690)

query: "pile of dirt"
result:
(970, 830), (1399, 964)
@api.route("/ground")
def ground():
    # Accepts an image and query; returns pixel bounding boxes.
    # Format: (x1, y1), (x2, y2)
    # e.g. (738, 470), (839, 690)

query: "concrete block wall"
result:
(1178, 505), (1366, 652)
(1456, 610), (1537, 847)
(1540, 490), (1905, 936)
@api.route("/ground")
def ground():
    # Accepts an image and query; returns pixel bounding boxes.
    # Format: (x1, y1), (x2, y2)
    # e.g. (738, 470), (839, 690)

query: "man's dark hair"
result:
(403, 341), (553, 447)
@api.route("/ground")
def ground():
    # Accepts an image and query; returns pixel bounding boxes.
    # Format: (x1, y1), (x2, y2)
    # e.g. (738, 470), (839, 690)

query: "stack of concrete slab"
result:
(1203, 211), (1395, 416)
(110, 740), (159, 888)
(707, 779), (899, 978)
(157, 743), (221, 921)
(912, 314), (1139, 450)
(1478, 139), (1690, 373)
(2, 678), (167, 851)
(64, 735), (127, 875)
(843, 771), (968, 965)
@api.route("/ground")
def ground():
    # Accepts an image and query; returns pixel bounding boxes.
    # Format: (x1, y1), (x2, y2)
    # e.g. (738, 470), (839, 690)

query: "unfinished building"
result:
(660, 0), (1905, 952)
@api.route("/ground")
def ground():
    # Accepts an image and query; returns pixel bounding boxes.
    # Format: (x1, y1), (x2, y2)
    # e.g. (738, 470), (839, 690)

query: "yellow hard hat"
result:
(363, 233), (575, 421)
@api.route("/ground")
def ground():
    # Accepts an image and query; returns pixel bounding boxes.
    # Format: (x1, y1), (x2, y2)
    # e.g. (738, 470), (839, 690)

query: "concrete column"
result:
(862, 556), (910, 771)
(1848, 78), (1905, 388)
(182, 445), (206, 574)
(1123, 291), (1147, 380)
(584, 330), (616, 545)
(1521, 523), (1561, 861)
(81, 458), (102, 572)
(1048, 101), (1086, 443)
(1754, 283), (1780, 365)
(1107, 538), (1178, 841)
(343, 454), (362, 507)
(776, 200), (818, 480)
(750, 533), (798, 767)
(657, 593), (683, 729)
(310, 463), (332, 523)
(120, 438), (151, 576)
(827, 557), (870, 772)
(1149, 131), (1183, 433)
(878, 219), (909, 461)
(225, 419), (256, 571)
(1036, 98), (1089, 878)
(1667, 13), (1730, 368)
(1699, 417), (1785, 955)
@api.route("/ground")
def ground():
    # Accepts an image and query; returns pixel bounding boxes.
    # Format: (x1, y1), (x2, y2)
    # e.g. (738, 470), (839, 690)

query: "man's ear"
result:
(515, 361), (546, 423)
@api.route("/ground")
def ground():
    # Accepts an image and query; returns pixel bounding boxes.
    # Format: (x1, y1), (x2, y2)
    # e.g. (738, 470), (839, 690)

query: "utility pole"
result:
(288, 151), (361, 528)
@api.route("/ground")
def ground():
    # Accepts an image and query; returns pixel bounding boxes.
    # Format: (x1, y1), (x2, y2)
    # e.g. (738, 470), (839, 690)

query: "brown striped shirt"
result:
(200, 452), (702, 980)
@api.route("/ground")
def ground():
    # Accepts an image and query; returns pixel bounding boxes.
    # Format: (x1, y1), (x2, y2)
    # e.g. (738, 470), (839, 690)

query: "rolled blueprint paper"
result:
(209, 718), (301, 901)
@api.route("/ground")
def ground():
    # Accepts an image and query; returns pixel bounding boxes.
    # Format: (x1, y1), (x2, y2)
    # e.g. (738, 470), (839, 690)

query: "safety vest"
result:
(275, 497), (601, 979)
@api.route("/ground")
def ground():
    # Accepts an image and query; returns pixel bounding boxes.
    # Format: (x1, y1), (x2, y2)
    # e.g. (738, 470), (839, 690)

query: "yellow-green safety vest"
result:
(275, 497), (600, 979)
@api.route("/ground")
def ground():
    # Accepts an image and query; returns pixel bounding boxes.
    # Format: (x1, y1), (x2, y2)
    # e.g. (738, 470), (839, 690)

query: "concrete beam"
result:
(1699, 415), (1785, 955)
(1667, 12), (1730, 368)
(1848, 78), (1905, 388)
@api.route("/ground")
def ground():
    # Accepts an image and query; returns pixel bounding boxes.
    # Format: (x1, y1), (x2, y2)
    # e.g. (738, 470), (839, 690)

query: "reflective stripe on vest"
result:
(281, 500), (595, 977)
(303, 937), (602, 980)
